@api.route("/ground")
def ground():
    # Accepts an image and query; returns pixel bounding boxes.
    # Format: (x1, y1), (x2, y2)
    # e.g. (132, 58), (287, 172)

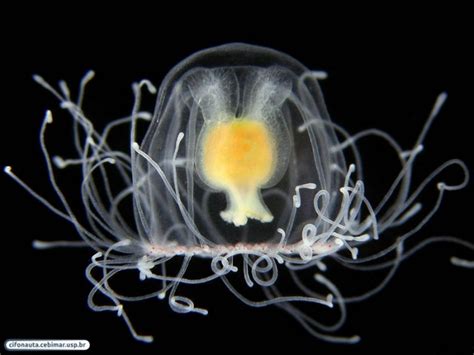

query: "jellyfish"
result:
(5, 43), (473, 344)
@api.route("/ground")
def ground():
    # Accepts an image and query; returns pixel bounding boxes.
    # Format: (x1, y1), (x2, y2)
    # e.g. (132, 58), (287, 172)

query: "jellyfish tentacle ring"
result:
(5, 43), (472, 344)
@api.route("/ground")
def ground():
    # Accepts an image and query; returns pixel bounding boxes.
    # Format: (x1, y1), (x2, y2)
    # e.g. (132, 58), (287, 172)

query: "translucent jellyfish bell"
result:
(137, 43), (346, 249)
(5, 43), (472, 345)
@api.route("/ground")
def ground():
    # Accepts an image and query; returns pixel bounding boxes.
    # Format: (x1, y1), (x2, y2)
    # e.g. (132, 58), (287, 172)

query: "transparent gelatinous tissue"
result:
(6, 43), (472, 344)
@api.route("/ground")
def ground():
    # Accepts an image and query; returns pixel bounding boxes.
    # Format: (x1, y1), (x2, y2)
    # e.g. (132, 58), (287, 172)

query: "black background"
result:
(1, 7), (473, 355)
